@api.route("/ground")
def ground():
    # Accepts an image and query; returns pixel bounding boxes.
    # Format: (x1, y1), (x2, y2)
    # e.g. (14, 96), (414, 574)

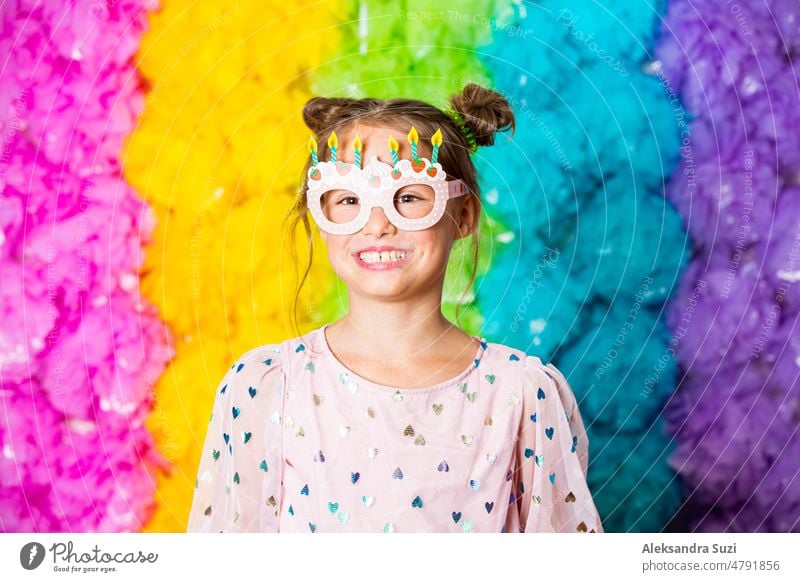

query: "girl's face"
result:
(317, 123), (476, 301)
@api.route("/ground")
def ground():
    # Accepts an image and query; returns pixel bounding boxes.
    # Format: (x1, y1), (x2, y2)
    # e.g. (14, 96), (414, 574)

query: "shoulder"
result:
(223, 342), (286, 393)
(484, 340), (578, 416)
(482, 339), (553, 384)
(210, 343), (287, 424)
(226, 325), (326, 384)
(523, 355), (578, 416)
(233, 342), (284, 369)
(235, 342), (284, 364)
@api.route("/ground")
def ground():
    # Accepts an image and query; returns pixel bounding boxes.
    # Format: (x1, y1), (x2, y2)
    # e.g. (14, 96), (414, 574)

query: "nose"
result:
(360, 205), (396, 237)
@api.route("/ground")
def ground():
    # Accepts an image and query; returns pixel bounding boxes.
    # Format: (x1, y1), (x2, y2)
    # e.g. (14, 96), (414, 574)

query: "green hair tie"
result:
(443, 108), (479, 155)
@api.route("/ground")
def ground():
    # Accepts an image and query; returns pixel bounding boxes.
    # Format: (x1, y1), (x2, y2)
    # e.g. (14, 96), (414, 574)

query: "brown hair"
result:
(283, 83), (515, 340)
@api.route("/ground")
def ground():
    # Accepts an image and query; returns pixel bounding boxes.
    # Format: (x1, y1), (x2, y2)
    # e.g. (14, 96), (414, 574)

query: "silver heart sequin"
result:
(338, 372), (358, 394)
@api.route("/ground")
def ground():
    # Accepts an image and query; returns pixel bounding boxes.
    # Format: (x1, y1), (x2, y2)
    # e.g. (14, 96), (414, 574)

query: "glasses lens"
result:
(321, 189), (361, 224)
(393, 184), (436, 220)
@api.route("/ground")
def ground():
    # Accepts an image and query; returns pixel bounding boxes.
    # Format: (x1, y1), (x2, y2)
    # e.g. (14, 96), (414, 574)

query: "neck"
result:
(331, 288), (461, 357)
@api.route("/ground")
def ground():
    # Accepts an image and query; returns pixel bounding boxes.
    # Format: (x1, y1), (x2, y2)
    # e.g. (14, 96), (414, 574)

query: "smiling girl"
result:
(186, 83), (604, 534)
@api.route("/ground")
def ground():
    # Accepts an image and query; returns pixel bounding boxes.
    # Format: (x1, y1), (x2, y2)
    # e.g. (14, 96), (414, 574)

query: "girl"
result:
(186, 83), (604, 533)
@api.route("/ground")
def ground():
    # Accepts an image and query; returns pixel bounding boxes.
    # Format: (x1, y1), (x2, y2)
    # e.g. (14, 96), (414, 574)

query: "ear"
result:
(456, 195), (479, 240)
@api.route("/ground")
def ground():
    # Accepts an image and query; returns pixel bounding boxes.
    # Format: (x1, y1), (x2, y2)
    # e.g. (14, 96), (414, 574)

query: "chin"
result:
(342, 271), (411, 297)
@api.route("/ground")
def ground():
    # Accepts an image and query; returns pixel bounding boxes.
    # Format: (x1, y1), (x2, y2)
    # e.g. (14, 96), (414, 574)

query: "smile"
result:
(359, 250), (406, 263)
(353, 248), (412, 271)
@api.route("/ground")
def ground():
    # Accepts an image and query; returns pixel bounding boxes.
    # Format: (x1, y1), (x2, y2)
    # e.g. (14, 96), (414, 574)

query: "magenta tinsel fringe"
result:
(0, 0), (174, 531)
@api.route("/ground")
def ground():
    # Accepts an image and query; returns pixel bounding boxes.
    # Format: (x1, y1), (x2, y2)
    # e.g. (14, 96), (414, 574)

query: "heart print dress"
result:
(187, 324), (604, 533)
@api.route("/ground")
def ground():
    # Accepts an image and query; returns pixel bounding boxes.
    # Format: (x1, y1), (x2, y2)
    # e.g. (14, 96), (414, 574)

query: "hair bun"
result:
(302, 96), (361, 135)
(448, 83), (515, 147)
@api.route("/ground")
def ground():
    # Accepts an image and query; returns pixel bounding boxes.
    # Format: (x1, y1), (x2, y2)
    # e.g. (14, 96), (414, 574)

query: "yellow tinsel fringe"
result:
(124, 0), (342, 532)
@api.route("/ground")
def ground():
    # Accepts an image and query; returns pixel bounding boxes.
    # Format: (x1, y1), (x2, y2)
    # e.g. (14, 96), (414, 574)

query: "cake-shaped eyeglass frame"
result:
(306, 127), (468, 235)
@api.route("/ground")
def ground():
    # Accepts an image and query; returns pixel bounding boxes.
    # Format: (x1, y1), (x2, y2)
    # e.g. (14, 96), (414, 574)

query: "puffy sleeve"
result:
(186, 344), (285, 532)
(510, 356), (604, 533)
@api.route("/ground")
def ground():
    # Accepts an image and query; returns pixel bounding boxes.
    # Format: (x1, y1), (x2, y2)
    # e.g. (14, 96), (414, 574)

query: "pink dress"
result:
(186, 324), (604, 533)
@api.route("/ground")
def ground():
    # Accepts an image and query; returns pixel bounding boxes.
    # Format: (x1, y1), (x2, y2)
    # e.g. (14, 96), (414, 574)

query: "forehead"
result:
(338, 123), (399, 146)
(335, 123), (432, 167)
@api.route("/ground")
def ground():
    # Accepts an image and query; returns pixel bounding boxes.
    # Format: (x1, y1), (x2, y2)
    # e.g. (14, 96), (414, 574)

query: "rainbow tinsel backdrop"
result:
(1, 0), (798, 532)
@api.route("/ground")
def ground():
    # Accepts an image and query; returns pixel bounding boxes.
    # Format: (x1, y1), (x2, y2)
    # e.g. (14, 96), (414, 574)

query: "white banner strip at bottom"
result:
(1, 533), (798, 581)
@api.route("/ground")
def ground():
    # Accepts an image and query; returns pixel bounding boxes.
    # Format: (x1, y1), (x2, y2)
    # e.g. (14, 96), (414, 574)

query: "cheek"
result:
(411, 228), (453, 258)
(326, 236), (347, 255)
(433, 209), (461, 238)
(323, 235), (356, 267)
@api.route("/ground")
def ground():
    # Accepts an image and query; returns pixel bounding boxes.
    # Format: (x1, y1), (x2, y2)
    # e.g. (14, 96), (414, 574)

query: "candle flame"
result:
(307, 135), (318, 153)
(353, 134), (362, 151)
(407, 126), (418, 144)
(328, 131), (338, 148)
(388, 136), (399, 151)
(431, 128), (442, 147)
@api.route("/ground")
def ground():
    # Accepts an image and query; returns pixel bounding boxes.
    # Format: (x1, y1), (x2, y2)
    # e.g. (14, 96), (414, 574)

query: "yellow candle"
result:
(388, 136), (399, 165)
(407, 126), (419, 161)
(430, 128), (442, 165)
(307, 135), (318, 166)
(353, 134), (362, 168)
(328, 131), (338, 163)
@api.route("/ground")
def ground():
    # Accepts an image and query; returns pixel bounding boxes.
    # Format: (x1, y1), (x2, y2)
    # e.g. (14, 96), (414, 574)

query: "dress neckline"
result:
(319, 323), (488, 395)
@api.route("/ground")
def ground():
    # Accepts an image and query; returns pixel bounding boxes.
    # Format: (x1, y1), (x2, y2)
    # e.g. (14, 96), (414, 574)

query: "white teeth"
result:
(359, 251), (407, 263)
